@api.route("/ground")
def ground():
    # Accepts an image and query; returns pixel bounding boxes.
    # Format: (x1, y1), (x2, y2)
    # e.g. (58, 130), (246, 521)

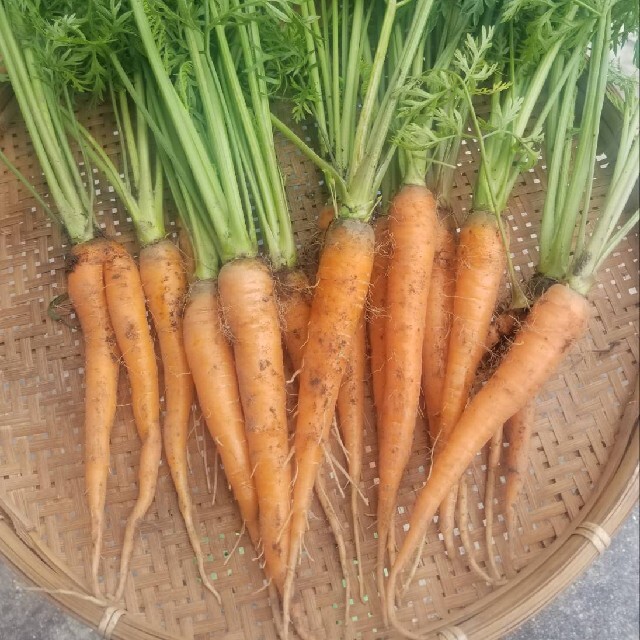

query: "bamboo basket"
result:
(0, 84), (637, 640)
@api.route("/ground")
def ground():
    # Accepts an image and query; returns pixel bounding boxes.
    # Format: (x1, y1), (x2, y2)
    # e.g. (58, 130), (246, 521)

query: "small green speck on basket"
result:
(332, 603), (338, 609)
(362, 594), (369, 603)
(210, 572), (218, 581)
(342, 578), (347, 588)
(239, 546), (245, 555)
(351, 615), (358, 622)
(373, 532), (378, 539)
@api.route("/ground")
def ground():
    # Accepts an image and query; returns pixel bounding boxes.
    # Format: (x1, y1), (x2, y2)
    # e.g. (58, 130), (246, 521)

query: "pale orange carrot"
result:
(217, 258), (291, 594)
(377, 184), (437, 603)
(283, 218), (374, 631)
(422, 215), (457, 446)
(387, 284), (590, 637)
(504, 399), (536, 548)
(182, 279), (260, 550)
(103, 242), (163, 603)
(67, 239), (119, 599)
(139, 239), (223, 599)
(437, 210), (506, 559)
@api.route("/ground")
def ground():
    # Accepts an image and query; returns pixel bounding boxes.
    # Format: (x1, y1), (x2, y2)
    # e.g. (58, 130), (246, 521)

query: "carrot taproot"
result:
(437, 210), (506, 559)
(422, 216), (457, 446)
(368, 216), (390, 419)
(387, 283), (590, 637)
(283, 218), (374, 630)
(504, 399), (536, 553)
(139, 239), (225, 599)
(103, 241), (163, 603)
(67, 239), (119, 599)
(376, 184), (437, 602)
(182, 279), (261, 548)
(482, 425), (504, 582)
(217, 258), (291, 594)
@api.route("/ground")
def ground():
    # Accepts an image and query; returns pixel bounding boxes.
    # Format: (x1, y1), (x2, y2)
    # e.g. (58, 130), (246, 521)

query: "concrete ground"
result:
(0, 505), (637, 639)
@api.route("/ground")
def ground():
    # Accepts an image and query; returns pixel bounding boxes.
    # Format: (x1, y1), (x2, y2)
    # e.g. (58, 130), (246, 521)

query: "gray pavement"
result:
(0, 505), (637, 639)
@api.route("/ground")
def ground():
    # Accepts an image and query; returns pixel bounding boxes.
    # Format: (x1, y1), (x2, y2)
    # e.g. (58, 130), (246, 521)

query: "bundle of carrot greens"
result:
(0, 0), (637, 637)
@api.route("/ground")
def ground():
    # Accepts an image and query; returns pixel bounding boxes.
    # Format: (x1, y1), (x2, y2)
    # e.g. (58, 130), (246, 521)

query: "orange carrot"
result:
(376, 184), (437, 603)
(368, 216), (390, 419)
(139, 239), (224, 599)
(317, 203), (337, 234)
(504, 399), (536, 549)
(103, 241), (163, 603)
(67, 239), (119, 598)
(387, 283), (590, 636)
(217, 258), (291, 594)
(278, 269), (312, 373)
(422, 215), (457, 445)
(182, 279), (260, 548)
(336, 310), (367, 600)
(283, 218), (374, 630)
(437, 210), (506, 559)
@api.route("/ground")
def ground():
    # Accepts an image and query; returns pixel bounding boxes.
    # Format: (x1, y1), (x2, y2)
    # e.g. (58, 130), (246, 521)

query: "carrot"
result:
(504, 399), (536, 555)
(422, 216), (457, 446)
(387, 283), (590, 636)
(283, 218), (374, 630)
(317, 203), (337, 234)
(482, 426), (504, 582)
(278, 269), (312, 374)
(67, 239), (119, 598)
(336, 310), (367, 601)
(437, 210), (506, 559)
(367, 216), (390, 419)
(377, 184), (437, 604)
(182, 280), (261, 548)
(217, 258), (291, 594)
(103, 241), (163, 603)
(139, 239), (226, 599)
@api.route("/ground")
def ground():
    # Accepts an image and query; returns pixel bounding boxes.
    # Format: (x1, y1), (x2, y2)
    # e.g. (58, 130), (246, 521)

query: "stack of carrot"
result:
(0, 0), (637, 638)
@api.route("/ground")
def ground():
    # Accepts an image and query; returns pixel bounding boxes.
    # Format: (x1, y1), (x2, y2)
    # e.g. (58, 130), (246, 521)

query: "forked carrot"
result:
(218, 258), (291, 594)
(104, 242), (163, 603)
(67, 239), (119, 599)
(182, 280), (261, 549)
(437, 210), (506, 559)
(377, 184), (437, 603)
(283, 219), (374, 629)
(316, 205), (368, 600)
(387, 283), (590, 637)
